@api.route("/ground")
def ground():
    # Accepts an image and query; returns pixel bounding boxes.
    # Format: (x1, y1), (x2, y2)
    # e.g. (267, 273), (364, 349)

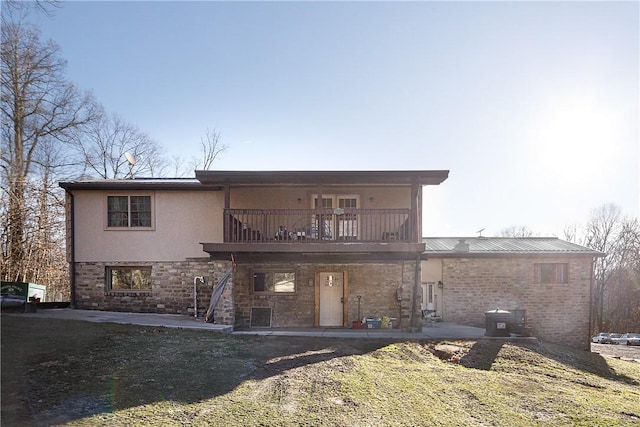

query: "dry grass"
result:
(2, 315), (639, 426)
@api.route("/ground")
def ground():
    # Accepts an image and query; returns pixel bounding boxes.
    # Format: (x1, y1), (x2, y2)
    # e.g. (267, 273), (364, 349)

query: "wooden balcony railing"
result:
(224, 208), (414, 244)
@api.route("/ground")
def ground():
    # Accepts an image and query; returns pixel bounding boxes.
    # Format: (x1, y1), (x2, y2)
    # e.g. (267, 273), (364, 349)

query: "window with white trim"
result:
(107, 195), (152, 228)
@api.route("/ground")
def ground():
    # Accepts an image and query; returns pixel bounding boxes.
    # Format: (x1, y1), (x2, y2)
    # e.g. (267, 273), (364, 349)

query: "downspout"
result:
(64, 188), (76, 309)
(193, 276), (204, 318)
(588, 257), (595, 348)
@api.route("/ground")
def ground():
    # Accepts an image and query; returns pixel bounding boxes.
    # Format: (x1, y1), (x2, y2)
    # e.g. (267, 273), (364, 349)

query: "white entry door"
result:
(319, 272), (344, 327)
(421, 282), (435, 311)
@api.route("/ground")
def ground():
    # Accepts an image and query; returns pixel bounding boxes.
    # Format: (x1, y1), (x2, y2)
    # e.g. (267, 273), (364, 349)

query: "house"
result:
(58, 170), (601, 349)
(59, 170), (449, 332)
(420, 237), (602, 350)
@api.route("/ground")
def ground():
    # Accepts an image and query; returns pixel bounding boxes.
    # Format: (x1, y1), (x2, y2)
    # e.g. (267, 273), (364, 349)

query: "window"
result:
(534, 263), (568, 284)
(107, 266), (152, 291)
(252, 271), (296, 293)
(107, 195), (152, 228)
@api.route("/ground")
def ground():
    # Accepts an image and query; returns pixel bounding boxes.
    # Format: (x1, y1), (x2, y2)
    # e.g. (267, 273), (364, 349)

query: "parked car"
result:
(618, 333), (640, 346)
(604, 333), (623, 344)
(592, 332), (611, 343)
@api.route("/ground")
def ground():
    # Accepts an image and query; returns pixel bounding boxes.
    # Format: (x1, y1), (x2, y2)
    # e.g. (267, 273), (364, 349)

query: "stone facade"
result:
(73, 259), (234, 324)
(438, 256), (592, 350)
(73, 258), (422, 331)
(232, 261), (420, 332)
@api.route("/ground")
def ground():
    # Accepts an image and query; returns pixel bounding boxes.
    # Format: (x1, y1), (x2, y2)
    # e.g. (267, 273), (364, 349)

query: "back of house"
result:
(59, 170), (601, 350)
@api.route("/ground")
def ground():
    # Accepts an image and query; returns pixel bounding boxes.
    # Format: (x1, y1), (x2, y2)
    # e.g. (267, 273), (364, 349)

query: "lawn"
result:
(2, 315), (639, 426)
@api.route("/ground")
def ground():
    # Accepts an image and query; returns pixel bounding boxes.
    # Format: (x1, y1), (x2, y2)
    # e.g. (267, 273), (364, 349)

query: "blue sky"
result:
(31, 1), (639, 237)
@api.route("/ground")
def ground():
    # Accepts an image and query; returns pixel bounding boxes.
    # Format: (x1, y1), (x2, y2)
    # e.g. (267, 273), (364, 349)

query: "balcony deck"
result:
(224, 208), (414, 243)
(202, 208), (425, 259)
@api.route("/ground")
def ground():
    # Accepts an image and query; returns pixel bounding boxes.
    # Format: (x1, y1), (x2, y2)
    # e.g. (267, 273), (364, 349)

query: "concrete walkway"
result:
(9, 308), (233, 333)
(5, 308), (494, 340)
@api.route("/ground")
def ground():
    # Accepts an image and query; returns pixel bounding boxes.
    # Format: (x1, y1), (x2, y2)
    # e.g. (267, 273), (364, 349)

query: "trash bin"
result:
(365, 317), (381, 328)
(485, 309), (511, 337)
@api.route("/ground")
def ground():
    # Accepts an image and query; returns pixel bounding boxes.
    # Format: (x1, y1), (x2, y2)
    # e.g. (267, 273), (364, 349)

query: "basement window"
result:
(534, 263), (568, 284)
(252, 271), (296, 294)
(107, 266), (152, 291)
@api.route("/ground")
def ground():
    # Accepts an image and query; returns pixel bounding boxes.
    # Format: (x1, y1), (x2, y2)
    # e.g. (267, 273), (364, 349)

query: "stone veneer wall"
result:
(440, 256), (592, 350)
(233, 261), (420, 332)
(73, 259), (234, 325)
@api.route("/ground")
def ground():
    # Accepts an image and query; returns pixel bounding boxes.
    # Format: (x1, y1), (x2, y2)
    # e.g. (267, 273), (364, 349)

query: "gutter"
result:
(63, 188), (76, 308)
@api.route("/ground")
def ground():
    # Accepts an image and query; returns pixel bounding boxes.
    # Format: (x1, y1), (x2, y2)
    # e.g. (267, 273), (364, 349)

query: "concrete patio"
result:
(5, 308), (511, 340)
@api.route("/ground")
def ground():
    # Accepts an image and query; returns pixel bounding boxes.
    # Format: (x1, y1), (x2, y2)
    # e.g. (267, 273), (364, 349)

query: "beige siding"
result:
(73, 190), (222, 262)
(229, 186), (412, 209)
(421, 259), (443, 282)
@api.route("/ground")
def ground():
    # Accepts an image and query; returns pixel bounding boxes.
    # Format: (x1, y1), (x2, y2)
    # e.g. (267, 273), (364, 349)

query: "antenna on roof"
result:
(476, 228), (485, 237)
(124, 152), (136, 179)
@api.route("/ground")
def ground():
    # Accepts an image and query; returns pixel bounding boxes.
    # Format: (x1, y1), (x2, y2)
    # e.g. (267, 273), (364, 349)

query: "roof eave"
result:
(424, 251), (604, 258)
(195, 170), (450, 186)
(59, 180), (222, 191)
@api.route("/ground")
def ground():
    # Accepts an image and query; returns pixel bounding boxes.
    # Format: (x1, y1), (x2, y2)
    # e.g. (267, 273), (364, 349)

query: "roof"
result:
(195, 170), (449, 186)
(423, 237), (603, 257)
(60, 170), (450, 190)
(59, 178), (220, 191)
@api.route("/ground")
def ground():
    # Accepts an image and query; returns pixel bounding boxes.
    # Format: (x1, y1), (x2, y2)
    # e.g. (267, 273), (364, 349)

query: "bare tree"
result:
(604, 217), (640, 332)
(1, 20), (97, 281)
(562, 205), (639, 333)
(1, 0), (62, 23)
(583, 203), (623, 332)
(20, 138), (69, 298)
(168, 155), (189, 177)
(191, 128), (227, 171)
(71, 112), (167, 179)
(562, 223), (582, 244)
(497, 226), (534, 237)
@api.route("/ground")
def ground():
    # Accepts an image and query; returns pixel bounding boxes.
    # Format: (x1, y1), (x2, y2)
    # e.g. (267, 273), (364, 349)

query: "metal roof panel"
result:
(423, 237), (602, 256)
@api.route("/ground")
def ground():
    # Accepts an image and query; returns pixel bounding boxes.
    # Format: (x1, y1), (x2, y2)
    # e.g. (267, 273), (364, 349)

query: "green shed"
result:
(1, 281), (46, 302)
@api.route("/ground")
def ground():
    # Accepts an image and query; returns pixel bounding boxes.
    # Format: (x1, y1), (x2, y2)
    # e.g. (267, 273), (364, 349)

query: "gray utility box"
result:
(509, 309), (526, 335)
(485, 309), (512, 337)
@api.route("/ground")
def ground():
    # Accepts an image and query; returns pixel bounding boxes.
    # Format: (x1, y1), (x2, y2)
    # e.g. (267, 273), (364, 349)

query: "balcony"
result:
(202, 208), (427, 261)
(224, 208), (415, 244)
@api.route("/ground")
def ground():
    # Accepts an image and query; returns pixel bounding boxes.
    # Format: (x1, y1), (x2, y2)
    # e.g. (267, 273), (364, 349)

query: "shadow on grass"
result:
(0, 316), (400, 426)
(457, 338), (639, 387)
(458, 339), (504, 370)
(532, 340), (640, 386)
(3, 316), (638, 427)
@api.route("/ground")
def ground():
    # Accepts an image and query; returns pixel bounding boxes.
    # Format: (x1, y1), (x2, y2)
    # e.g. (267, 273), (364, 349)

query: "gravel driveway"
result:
(591, 343), (640, 362)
